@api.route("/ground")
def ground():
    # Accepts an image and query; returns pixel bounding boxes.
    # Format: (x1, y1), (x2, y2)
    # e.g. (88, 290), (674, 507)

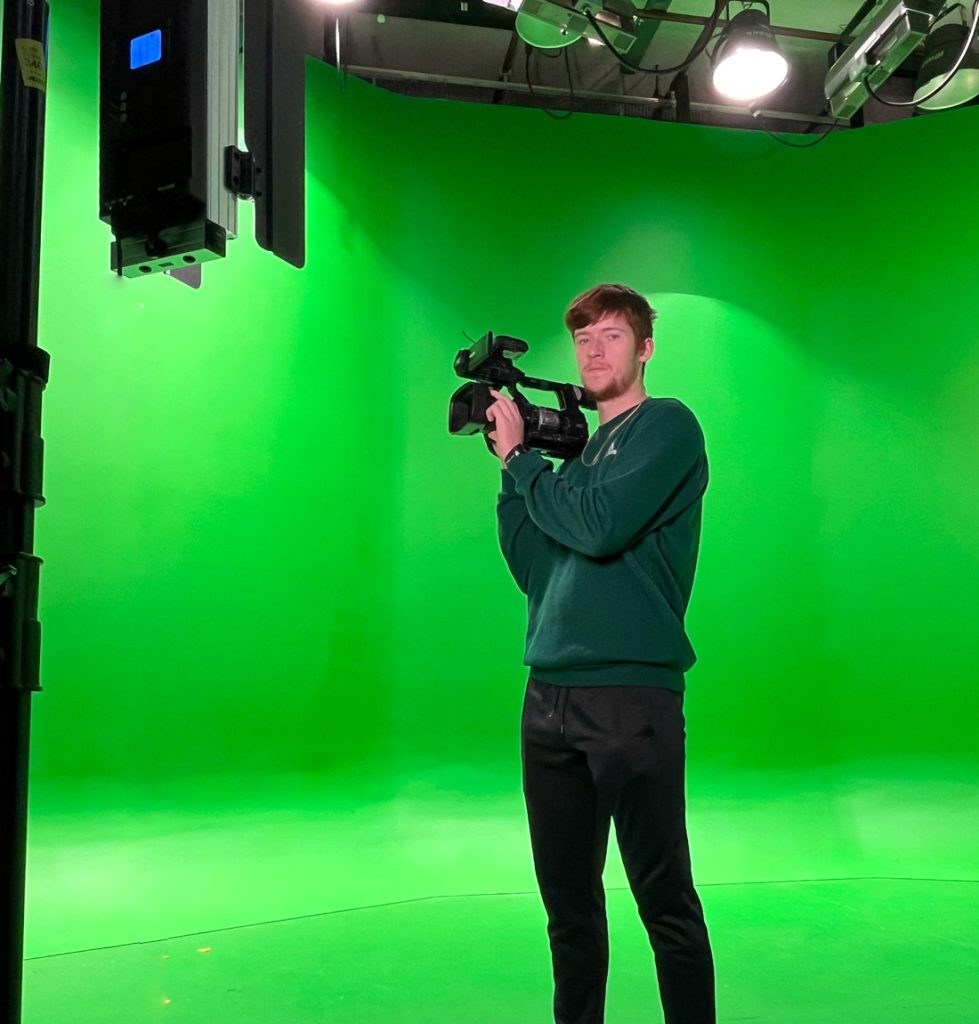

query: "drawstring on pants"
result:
(546, 685), (569, 736)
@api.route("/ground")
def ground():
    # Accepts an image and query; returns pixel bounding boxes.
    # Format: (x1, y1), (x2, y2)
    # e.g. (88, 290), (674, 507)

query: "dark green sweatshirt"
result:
(498, 397), (708, 692)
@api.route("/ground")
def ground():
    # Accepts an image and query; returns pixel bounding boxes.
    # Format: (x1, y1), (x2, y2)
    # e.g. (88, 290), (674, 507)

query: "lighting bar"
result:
(825, 0), (943, 118)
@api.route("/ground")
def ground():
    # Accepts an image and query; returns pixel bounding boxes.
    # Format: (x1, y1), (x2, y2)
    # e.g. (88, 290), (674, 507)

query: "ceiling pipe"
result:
(341, 62), (842, 125)
(634, 8), (845, 44)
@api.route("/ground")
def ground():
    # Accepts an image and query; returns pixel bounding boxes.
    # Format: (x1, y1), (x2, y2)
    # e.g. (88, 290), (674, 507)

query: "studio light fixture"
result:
(483, 0), (637, 52)
(914, 8), (979, 109)
(516, 2), (582, 49)
(824, 1), (942, 118)
(825, 0), (979, 117)
(711, 2), (788, 102)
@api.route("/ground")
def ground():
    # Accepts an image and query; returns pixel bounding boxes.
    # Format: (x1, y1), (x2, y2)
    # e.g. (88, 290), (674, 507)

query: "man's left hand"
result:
(486, 388), (526, 467)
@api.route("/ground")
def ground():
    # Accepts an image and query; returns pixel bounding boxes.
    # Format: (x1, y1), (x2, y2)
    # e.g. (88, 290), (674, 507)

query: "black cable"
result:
(585, 0), (728, 77)
(936, 2), (966, 21)
(564, 46), (576, 113)
(748, 103), (845, 148)
(864, 0), (979, 108)
(524, 44), (573, 119)
(758, 120), (843, 148)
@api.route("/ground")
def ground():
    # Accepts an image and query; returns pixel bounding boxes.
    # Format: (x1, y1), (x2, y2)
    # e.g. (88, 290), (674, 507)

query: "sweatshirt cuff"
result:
(500, 468), (518, 494)
(506, 448), (549, 491)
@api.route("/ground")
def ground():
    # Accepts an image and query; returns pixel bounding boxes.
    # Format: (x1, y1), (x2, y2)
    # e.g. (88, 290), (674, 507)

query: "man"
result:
(486, 283), (715, 1024)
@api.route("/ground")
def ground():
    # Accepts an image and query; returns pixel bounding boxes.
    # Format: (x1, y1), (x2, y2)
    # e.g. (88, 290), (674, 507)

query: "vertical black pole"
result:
(0, 1), (51, 1023)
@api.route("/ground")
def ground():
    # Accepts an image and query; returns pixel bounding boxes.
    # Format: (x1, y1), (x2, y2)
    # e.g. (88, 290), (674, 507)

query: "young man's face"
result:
(572, 312), (652, 402)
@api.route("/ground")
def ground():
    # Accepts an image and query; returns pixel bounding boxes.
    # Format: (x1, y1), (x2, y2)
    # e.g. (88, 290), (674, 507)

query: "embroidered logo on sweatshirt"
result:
(606, 441), (619, 457)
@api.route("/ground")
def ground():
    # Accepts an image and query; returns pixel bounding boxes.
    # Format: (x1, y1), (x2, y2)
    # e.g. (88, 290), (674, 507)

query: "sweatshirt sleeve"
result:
(497, 466), (555, 595)
(505, 402), (707, 559)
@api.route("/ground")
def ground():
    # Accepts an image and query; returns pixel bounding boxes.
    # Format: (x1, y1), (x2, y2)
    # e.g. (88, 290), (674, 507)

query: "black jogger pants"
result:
(521, 677), (716, 1024)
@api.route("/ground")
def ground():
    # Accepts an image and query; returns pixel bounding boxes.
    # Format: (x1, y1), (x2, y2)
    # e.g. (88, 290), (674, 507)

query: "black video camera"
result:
(448, 333), (595, 460)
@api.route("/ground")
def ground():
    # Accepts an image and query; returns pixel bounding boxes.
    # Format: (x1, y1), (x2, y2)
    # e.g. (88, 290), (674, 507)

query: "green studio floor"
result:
(24, 759), (979, 1023)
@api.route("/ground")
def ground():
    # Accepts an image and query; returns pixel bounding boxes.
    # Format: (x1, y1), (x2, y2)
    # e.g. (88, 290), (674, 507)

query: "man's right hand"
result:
(487, 389), (526, 468)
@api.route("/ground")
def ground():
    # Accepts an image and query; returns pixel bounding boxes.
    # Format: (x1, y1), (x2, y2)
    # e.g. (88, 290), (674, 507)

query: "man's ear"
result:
(641, 337), (654, 364)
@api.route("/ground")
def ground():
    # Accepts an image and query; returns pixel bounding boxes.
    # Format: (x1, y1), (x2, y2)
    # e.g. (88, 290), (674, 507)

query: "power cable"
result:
(753, 115), (845, 148)
(524, 43), (576, 119)
(584, 0), (727, 77)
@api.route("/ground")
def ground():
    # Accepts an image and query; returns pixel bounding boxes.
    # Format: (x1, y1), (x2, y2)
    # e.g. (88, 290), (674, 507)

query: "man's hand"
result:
(486, 388), (526, 467)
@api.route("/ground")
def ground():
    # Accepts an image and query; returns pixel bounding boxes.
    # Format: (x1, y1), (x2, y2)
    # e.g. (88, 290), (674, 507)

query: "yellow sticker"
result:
(15, 39), (47, 93)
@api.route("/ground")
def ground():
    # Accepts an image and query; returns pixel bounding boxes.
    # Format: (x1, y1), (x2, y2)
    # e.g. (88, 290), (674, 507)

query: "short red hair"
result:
(564, 284), (657, 352)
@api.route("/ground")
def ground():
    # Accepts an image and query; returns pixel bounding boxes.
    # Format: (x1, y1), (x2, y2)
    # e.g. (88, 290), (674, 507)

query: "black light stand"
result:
(0, 1), (51, 1023)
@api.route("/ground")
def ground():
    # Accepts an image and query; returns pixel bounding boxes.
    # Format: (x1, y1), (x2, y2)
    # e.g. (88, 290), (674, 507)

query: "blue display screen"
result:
(130, 30), (163, 71)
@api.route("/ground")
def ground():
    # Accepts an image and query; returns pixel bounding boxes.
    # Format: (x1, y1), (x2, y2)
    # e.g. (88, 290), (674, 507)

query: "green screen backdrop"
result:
(28, 7), (979, 799)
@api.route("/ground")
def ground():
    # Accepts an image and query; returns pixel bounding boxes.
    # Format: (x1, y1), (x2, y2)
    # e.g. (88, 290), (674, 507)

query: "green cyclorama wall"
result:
(801, 117), (979, 765)
(28, 6), (979, 792)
